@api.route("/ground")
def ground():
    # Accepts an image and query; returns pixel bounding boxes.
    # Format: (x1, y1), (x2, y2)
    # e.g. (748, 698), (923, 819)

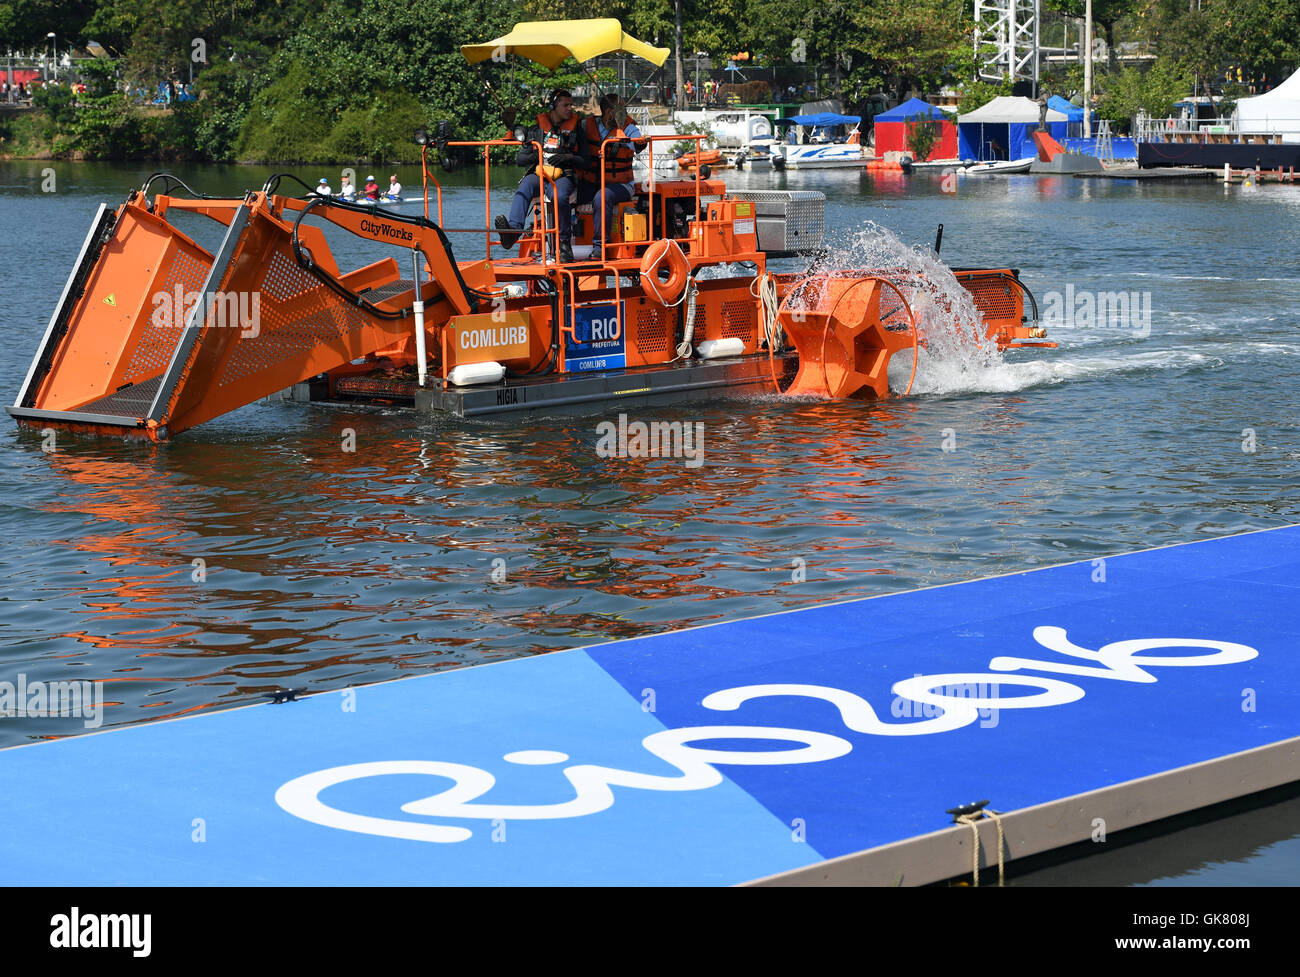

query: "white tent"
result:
(1235, 68), (1300, 143)
(957, 96), (1068, 125)
(957, 97), (1068, 161)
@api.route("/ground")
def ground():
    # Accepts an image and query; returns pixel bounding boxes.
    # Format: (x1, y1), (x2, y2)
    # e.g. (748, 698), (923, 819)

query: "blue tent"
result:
(874, 98), (949, 122)
(1047, 95), (1083, 123)
(774, 114), (857, 127)
(776, 113), (861, 146)
(1048, 95), (1085, 137)
(774, 113), (861, 127)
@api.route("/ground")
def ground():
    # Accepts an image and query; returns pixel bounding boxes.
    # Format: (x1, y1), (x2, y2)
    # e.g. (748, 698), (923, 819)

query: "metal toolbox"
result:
(730, 190), (825, 254)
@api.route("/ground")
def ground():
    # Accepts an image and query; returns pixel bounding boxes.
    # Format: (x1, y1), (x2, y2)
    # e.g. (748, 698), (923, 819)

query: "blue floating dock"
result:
(4, 526), (1299, 885)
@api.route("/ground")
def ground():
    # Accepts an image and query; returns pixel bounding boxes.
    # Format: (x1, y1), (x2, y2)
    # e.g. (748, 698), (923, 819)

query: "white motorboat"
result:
(728, 140), (777, 169)
(958, 156), (1035, 175)
(774, 140), (868, 170)
(772, 112), (868, 169)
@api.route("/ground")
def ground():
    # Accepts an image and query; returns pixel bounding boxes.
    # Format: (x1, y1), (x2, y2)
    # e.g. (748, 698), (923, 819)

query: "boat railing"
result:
(440, 133), (710, 268)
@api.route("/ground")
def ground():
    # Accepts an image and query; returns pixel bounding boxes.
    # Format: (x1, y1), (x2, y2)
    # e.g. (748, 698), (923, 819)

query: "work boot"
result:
(559, 236), (574, 264)
(495, 215), (521, 250)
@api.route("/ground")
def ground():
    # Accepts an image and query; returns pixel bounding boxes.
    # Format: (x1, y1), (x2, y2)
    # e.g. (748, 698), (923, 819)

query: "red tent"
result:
(873, 97), (958, 161)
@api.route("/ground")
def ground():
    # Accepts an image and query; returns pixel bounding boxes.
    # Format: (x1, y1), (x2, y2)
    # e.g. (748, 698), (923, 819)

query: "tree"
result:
(856, 0), (970, 102)
(1220, 0), (1300, 80)
(1095, 55), (1189, 129)
(1045, 0), (1142, 71)
(904, 112), (940, 160)
(0, 0), (96, 52)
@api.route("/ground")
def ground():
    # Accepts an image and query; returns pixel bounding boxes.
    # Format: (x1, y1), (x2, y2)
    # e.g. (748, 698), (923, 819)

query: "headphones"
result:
(549, 89), (571, 109)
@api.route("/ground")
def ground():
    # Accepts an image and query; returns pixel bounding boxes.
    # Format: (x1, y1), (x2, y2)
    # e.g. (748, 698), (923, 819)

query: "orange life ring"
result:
(639, 239), (690, 306)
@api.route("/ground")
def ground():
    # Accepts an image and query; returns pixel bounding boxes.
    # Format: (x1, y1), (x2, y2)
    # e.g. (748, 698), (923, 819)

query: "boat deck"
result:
(295, 351), (798, 418)
(2, 525), (1297, 884)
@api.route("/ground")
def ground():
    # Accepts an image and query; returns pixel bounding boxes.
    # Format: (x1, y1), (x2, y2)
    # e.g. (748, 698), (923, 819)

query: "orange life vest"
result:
(537, 111), (580, 180)
(581, 115), (636, 185)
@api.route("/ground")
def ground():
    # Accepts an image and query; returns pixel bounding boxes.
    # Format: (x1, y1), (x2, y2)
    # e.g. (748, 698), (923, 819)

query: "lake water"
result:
(1, 160), (1298, 884)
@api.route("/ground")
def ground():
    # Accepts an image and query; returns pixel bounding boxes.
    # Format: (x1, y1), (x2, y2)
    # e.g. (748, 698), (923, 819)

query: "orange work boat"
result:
(8, 20), (1051, 443)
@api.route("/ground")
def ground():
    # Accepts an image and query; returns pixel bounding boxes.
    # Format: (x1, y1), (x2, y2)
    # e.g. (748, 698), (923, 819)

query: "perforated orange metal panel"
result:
(121, 244), (211, 384)
(721, 299), (756, 343)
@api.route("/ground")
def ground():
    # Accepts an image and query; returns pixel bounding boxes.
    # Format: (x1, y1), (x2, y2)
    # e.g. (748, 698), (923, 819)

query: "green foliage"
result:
(957, 77), (1012, 114)
(0, 110), (50, 157)
(31, 82), (77, 134)
(857, 0), (970, 101)
(904, 112), (940, 160)
(237, 57), (430, 163)
(65, 59), (143, 157)
(1095, 57), (1191, 129)
(671, 120), (711, 155)
(0, 0), (96, 51)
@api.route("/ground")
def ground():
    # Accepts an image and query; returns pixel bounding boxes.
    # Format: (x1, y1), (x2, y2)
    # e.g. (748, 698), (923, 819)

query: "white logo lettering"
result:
(276, 629), (1259, 843)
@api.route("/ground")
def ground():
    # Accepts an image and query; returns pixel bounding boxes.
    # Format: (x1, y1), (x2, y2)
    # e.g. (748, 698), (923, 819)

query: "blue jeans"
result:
(509, 172), (575, 236)
(576, 181), (634, 242)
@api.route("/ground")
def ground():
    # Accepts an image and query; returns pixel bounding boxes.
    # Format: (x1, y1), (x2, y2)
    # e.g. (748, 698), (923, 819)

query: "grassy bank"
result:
(0, 103), (429, 166)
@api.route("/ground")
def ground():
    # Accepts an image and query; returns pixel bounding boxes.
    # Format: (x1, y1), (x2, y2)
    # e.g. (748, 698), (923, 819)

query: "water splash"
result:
(812, 222), (1009, 396)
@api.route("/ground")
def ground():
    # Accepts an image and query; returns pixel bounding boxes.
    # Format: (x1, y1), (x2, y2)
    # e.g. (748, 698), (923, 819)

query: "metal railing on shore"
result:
(1134, 113), (1300, 145)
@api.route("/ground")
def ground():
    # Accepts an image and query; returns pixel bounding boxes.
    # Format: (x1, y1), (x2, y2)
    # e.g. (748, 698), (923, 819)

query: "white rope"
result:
(674, 281), (699, 359)
(751, 272), (780, 351)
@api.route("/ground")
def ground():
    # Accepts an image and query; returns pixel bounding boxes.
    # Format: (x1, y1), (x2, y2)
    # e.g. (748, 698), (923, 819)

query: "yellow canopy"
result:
(462, 19), (670, 71)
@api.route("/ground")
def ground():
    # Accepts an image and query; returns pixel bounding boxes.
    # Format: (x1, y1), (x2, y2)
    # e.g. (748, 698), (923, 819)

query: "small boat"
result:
(774, 137), (867, 170)
(908, 158), (964, 169)
(728, 144), (775, 170)
(677, 149), (727, 171)
(959, 157), (1035, 175)
(773, 113), (868, 169)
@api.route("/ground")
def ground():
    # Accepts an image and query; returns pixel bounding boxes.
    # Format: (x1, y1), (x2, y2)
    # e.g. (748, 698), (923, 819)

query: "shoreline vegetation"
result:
(0, 0), (1296, 166)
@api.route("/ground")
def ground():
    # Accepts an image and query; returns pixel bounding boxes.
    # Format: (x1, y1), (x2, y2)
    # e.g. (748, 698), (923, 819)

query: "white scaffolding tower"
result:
(974, 0), (1041, 85)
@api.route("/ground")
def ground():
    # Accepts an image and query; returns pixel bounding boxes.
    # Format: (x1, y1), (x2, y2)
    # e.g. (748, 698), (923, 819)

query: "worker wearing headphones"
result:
(496, 89), (589, 263)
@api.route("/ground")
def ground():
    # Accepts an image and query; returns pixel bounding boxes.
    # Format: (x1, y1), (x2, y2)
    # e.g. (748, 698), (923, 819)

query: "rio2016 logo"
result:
(275, 626), (1258, 843)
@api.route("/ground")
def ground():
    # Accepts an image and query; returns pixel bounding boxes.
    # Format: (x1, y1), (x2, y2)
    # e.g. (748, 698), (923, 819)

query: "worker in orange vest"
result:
(577, 94), (644, 256)
(496, 89), (589, 262)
